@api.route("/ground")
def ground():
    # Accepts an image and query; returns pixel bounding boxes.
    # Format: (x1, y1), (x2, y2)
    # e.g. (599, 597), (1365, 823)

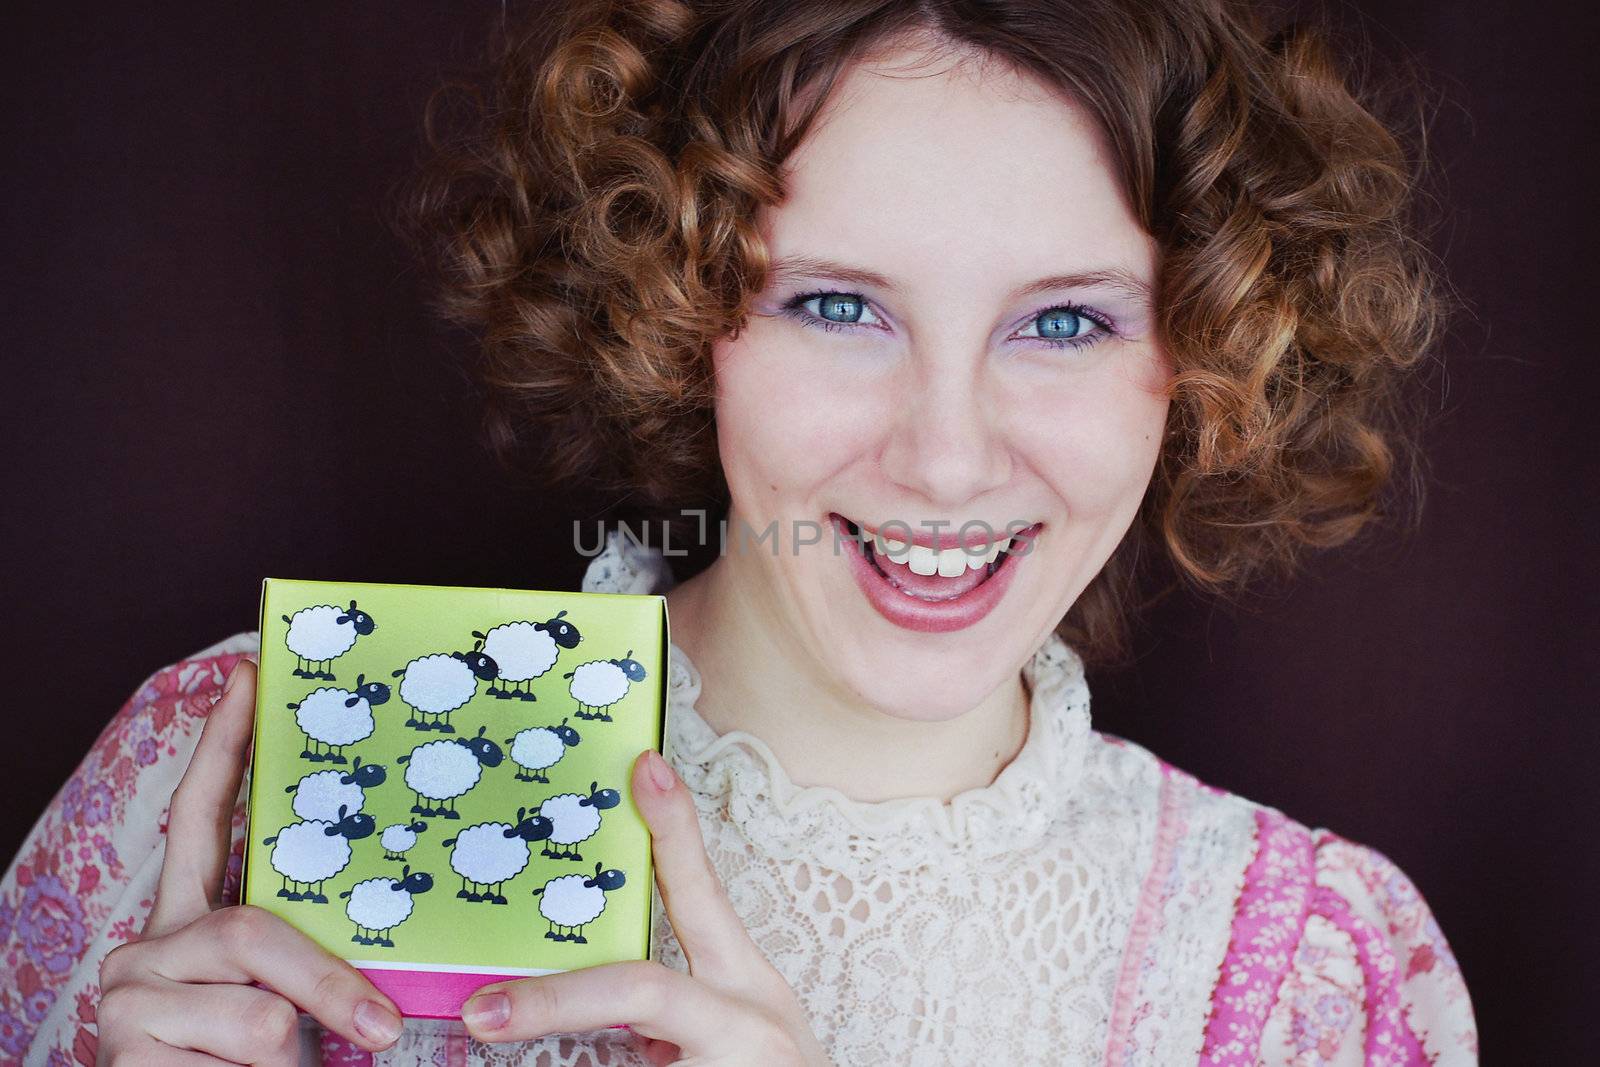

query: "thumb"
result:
(146, 657), (256, 937)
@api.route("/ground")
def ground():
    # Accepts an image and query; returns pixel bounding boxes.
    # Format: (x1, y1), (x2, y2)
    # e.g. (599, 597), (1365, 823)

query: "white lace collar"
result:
(580, 528), (1094, 873)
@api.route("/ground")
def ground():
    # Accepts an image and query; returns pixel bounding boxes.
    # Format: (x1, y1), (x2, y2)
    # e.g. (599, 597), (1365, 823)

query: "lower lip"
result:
(834, 515), (1040, 634)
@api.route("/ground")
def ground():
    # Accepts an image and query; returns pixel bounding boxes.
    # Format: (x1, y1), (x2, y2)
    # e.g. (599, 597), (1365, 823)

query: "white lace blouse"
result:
(0, 529), (1478, 1066)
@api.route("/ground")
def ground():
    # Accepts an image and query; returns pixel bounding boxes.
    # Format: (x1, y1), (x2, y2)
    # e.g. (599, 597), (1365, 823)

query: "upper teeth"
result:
(872, 530), (1010, 577)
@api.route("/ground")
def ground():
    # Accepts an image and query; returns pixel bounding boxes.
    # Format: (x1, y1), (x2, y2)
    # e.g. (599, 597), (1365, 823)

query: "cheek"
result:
(1009, 355), (1169, 514)
(712, 326), (881, 507)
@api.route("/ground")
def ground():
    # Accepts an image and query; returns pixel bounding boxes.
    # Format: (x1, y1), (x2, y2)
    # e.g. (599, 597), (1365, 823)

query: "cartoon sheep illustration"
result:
(288, 675), (390, 763)
(283, 601), (376, 680)
(474, 612), (584, 701)
(284, 759), (386, 823)
(261, 805), (375, 903)
(341, 866), (433, 947)
(563, 652), (648, 721)
(532, 862), (627, 943)
(391, 642), (499, 733)
(505, 718), (581, 783)
(379, 819), (428, 861)
(396, 726), (504, 819)
(441, 807), (555, 904)
(537, 780), (622, 861)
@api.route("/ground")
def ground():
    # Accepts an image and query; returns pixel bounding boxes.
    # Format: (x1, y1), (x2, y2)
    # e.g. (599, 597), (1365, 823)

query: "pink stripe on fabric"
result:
(1314, 884), (1430, 1065)
(1103, 763), (1189, 1067)
(1198, 807), (1315, 1065)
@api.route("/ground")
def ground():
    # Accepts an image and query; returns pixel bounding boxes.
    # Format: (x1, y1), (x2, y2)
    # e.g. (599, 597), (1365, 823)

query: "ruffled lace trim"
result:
(581, 527), (1094, 872)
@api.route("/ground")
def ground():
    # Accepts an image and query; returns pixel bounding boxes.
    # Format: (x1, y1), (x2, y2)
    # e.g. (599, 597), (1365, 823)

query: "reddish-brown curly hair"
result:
(405, 0), (1453, 667)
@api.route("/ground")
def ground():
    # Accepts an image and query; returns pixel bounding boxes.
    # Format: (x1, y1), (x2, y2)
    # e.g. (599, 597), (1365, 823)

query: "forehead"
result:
(769, 40), (1156, 284)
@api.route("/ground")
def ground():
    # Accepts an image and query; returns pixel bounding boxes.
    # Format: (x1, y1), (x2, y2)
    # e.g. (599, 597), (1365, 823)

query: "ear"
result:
(472, 630), (487, 640)
(355, 673), (366, 687)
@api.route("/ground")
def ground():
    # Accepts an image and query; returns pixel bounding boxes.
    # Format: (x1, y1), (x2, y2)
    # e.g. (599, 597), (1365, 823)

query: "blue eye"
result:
(783, 291), (883, 331)
(1017, 305), (1115, 351)
(815, 294), (864, 322)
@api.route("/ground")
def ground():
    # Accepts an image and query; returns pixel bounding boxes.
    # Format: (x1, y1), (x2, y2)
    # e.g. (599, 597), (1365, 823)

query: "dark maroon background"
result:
(3, 2), (1594, 1059)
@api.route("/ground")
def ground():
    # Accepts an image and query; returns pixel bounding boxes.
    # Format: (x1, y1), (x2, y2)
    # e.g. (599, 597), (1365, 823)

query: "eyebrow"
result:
(767, 255), (1154, 308)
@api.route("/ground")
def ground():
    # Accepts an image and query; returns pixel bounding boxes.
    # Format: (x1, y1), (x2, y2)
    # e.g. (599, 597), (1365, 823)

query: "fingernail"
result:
(463, 991), (510, 1031)
(354, 999), (402, 1045)
(223, 660), (248, 695)
(646, 749), (675, 792)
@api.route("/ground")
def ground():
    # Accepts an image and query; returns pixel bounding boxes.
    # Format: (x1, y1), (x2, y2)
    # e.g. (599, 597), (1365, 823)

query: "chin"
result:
(791, 513), (1065, 721)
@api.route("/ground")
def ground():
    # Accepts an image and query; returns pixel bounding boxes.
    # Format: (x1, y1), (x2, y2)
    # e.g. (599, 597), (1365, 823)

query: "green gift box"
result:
(241, 577), (669, 1019)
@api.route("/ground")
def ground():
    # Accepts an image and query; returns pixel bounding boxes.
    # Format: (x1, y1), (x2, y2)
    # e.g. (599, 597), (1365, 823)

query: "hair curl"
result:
(405, 0), (1454, 667)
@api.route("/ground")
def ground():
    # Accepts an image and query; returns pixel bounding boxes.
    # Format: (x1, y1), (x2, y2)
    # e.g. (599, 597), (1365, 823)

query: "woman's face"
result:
(710, 41), (1171, 721)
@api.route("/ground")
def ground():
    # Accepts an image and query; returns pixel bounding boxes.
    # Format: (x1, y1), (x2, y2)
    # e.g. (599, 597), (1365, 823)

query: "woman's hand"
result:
(460, 748), (831, 1066)
(96, 659), (406, 1065)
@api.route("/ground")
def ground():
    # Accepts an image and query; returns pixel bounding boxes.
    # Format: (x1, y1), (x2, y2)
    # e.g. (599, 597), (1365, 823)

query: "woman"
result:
(1, 0), (1479, 1064)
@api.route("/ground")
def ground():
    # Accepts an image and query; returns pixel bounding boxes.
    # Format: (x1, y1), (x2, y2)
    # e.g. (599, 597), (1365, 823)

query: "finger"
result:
(462, 959), (745, 1053)
(110, 978), (301, 1066)
(631, 748), (761, 979)
(149, 658), (257, 936)
(142, 905), (403, 1053)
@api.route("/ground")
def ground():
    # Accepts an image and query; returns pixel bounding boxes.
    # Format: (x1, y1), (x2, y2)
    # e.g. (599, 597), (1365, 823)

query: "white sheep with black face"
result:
(537, 781), (622, 862)
(392, 642), (499, 733)
(397, 727), (504, 819)
(285, 759), (387, 823)
(441, 807), (555, 904)
(475, 611), (584, 701)
(289, 676), (390, 763)
(506, 718), (581, 783)
(564, 651), (649, 721)
(261, 806), (376, 903)
(379, 819), (428, 861)
(283, 601), (376, 680)
(532, 862), (627, 943)
(341, 866), (434, 947)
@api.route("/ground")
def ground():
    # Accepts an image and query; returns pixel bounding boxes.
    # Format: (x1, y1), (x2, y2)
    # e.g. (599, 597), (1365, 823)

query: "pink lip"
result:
(835, 513), (1032, 549)
(833, 515), (1041, 633)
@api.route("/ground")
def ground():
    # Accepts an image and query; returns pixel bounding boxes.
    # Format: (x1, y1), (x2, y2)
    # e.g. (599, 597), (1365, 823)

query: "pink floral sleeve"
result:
(1259, 829), (1479, 1065)
(0, 633), (258, 1066)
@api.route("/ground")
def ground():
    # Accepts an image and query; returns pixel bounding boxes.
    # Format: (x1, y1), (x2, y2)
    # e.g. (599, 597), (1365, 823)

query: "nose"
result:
(878, 346), (1012, 509)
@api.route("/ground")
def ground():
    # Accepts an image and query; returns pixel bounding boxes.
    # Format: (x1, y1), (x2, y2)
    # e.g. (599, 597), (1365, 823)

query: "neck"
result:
(664, 552), (1032, 803)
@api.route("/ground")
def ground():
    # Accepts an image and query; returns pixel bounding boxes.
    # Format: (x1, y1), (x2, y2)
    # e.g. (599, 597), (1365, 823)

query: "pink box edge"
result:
(361, 965), (631, 1030)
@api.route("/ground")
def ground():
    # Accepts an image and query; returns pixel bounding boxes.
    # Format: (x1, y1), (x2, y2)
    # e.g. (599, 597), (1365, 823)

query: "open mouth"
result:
(828, 512), (1043, 628)
(838, 515), (1020, 601)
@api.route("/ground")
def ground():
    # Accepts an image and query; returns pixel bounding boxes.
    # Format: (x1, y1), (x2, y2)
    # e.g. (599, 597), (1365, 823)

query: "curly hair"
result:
(405, 0), (1453, 667)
